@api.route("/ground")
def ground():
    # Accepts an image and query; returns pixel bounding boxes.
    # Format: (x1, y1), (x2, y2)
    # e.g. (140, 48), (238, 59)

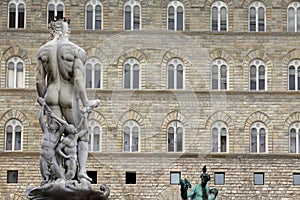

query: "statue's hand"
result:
(88, 99), (100, 109)
(37, 97), (45, 106)
(82, 99), (100, 115)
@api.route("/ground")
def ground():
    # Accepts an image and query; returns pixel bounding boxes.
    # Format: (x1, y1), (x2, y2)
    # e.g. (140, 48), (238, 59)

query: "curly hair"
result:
(48, 17), (71, 39)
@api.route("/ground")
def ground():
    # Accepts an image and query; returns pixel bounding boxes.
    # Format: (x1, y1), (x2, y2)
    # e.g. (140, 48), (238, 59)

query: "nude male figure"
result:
(36, 18), (99, 182)
(36, 21), (60, 114)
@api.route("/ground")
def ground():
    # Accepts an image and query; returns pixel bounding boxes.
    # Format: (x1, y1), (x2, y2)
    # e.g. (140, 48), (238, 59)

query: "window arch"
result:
(290, 122), (300, 153)
(5, 119), (22, 151)
(85, 57), (102, 89)
(249, 2), (265, 32)
(167, 1), (184, 31)
(167, 121), (183, 152)
(211, 1), (227, 31)
(8, 0), (25, 29)
(288, 2), (300, 32)
(123, 120), (139, 152)
(167, 58), (184, 89)
(124, 1), (141, 30)
(288, 60), (300, 90)
(86, 0), (103, 30)
(211, 59), (228, 90)
(211, 121), (228, 153)
(249, 59), (266, 90)
(47, 0), (64, 24)
(124, 58), (140, 89)
(6, 57), (24, 88)
(88, 119), (102, 152)
(250, 122), (267, 153)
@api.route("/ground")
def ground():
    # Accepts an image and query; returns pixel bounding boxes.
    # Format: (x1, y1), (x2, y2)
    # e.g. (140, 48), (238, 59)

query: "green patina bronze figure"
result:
(179, 165), (218, 200)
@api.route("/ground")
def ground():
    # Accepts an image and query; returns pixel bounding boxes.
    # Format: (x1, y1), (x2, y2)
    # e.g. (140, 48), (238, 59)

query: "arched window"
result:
(85, 57), (102, 89)
(86, 0), (103, 30)
(211, 59), (228, 90)
(124, 58), (140, 89)
(167, 1), (184, 31)
(5, 119), (22, 151)
(249, 2), (265, 32)
(167, 121), (183, 152)
(250, 122), (267, 153)
(47, 0), (64, 24)
(167, 58), (184, 89)
(249, 60), (266, 90)
(6, 57), (24, 88)
(123, 120), (139, 152)
(211, 121), (228, 153)
(124, 1), (141, 30)
(8, 0), (25, 29)
(290, 122), (300, 153)
(288, 2), (300, 32)
(88, 120), (101, 152)
(211, 1), (227, 31)
(288, 60), (300, 90)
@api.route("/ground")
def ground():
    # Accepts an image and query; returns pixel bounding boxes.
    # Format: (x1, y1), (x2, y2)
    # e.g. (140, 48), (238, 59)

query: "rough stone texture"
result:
(1, 0), (300, 199)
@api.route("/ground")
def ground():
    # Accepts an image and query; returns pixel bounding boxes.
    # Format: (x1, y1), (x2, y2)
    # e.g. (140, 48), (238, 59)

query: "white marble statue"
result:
(26, 17), (109, 200)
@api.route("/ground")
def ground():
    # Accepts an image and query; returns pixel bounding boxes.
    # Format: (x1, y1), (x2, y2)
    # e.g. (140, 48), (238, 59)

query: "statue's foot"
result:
(40, 180), (48, 186)
(99, 184), (110, 198)
(78, 172), (93, 182)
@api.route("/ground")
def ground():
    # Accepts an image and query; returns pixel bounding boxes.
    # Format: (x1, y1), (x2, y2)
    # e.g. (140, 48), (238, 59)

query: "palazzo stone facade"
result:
(1, 0), (300, 199)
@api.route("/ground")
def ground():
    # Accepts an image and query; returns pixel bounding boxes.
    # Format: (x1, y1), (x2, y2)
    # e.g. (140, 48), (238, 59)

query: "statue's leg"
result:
(65, 158), (77, 180)
(47, 105), (64, 130)
(51, 161), (65, 180)
(49, 105), (63, 118)
(61, 98), (92, 182)
(39, 158), (50, 185)
(77, 140), (92, 182)
(60, 94), (81, 127)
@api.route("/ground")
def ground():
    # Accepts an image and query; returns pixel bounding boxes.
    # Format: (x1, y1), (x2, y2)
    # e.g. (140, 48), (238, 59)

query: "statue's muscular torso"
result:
(37, 39), (60, 108)
(57, 41), (86, 108)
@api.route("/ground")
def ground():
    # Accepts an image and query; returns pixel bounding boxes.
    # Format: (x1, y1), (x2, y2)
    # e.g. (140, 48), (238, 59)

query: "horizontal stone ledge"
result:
(1, 151), (300, 160)
(2, 88), (300, 96)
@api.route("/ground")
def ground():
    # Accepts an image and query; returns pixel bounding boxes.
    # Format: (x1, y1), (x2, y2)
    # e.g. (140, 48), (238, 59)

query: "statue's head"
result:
(49, 120), (60, 131)
(48, 17), (71, 39)
(65, 124), (77, 135)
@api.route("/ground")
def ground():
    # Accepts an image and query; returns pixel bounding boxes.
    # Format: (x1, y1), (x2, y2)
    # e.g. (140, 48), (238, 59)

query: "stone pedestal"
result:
(26, 181), (110, 200)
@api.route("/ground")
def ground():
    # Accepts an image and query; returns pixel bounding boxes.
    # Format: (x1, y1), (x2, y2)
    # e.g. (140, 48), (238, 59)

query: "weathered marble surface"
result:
(26, 17), (109, 200)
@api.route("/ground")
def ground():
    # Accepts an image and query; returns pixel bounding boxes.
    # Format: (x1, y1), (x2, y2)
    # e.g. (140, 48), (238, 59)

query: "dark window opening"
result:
(7, 170), (18, 183)
(87, 171), (97, 184)
(126, 171), (136, 184)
